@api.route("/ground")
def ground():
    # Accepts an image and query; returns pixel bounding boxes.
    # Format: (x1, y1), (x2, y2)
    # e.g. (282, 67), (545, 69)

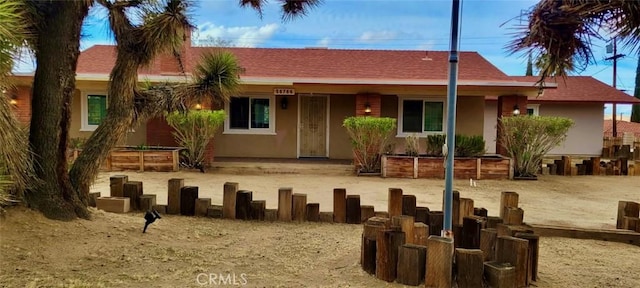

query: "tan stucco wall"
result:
(70, 81), (146, 146)
(213, 95), (298, 158)
(385, 95), (484, 154)
(542, 103), (604, 156)
(483, 101), (604, 156)
(328, 94), (356, 159)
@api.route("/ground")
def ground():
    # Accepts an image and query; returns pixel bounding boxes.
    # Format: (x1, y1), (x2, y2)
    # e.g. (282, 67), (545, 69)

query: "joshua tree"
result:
(509, 1), (640, 84)
(20, 0), (320, 220)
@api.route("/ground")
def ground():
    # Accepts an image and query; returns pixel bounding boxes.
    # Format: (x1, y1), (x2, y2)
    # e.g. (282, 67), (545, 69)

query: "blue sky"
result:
(17, 0), (639, 118)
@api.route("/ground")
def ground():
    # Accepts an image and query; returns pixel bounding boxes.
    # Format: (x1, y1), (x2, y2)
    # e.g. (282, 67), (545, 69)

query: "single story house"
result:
(7, 37), (640, 163)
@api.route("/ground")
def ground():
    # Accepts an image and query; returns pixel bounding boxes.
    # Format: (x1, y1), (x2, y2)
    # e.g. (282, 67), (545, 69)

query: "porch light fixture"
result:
(512, 105), (520, 116)
(364, 103), (372, 114)
(280, 96), (288, 109)
(194, 103), (202, 110)
(9, 98), (17, 105)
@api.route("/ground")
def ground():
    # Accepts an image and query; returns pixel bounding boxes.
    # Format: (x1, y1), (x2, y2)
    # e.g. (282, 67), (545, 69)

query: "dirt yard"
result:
(1, 172), (639, 287)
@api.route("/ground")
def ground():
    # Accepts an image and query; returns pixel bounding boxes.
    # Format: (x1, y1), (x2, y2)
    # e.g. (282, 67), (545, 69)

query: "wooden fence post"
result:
(223, 182), (238, 219)
(499, 191), (519, 219)
(195, 198), (211, 217)
(346, 195), (361, 224)
(235, 190), (253, 220)
(179, 186), (198, 216)
(167, 178), (184, 215)
(388, 188), (403, 219)
(455, 248), (484, 288)
(496, 236), (529, 288)
(250, 200), (266, 221)
(392, 215), (415, 244)
(292, 193), (307, 222)
(333, 188), (347, 223)
(376, 229), (405, 282)
(402, 194), (417, 217)
(484, 261), (516, 288)
(480, 228), (498, 262)
(278, 187), (293, 222)
(396, 244), (427, 286)
(306, 203), (320, 222)
(617, 201), (640, 229)
(139, 194), (156, 212)
(360, 205), (375, 223)
(109, 175), (128, 197)
(425, 235), (454, 288)
(123, 181), (143, 211)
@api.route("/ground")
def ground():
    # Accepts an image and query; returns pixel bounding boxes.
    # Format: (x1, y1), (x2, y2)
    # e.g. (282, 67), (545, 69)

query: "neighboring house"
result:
(485, 76), (640, 156)
(8, 38), (639, 163)
(604, 120), (640, 138)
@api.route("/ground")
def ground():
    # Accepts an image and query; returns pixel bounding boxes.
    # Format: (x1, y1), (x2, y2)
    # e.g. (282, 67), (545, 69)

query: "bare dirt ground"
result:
(1, 172), (639, 287)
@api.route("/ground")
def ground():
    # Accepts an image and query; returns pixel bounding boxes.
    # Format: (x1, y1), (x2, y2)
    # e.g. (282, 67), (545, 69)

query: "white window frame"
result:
(80, 91), (108, 132)
(223, 94), (276, 135)
(527, 104), (540, 116)
(397, 96), (447, 137)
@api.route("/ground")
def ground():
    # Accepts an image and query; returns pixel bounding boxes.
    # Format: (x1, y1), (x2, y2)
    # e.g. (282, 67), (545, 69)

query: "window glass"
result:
(402, 100), (423, 133)
(251, 98), (270, 128)
(87, 95), (107, 126)
(424, 102), (443, 131)
(230, 97), (249, 129)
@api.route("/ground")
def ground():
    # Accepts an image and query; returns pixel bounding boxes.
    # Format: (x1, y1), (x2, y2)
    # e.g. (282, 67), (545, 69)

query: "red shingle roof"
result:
(76, 45), (515, 82)
(604, 120), (640, 137)
(506, 76), (640, 104)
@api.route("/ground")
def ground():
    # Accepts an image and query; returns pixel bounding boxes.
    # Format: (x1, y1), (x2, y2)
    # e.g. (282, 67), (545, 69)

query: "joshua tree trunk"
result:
(69, 57), (140, 196)
(25, 2), (90, 220)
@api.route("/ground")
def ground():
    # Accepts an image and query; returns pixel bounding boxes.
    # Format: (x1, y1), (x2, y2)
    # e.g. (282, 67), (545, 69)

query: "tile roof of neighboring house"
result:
(486, 76), (640, 104)
(604, 120), (640, 137)
(76, 45), (524, 84)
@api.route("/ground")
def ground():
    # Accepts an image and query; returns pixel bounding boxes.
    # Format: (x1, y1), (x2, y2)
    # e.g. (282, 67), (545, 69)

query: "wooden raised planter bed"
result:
(69, 146), (182, 172)
(381, 155), (513, 180)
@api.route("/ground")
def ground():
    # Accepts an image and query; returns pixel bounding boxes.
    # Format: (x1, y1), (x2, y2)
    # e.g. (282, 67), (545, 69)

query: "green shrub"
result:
(343, 116), (396, 173)
(404, 134), (420, 156)
(165, 109), (225, 169)
(455, 135), (486, 157)
(424, 134), (485, 157)
(425, 134), (446, 156)
(499, 115), (574, 177)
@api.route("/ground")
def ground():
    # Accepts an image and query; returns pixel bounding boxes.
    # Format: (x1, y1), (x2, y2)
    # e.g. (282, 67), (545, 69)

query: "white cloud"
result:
(193, 22), (279, 47)
(317, 37), (331, 47)
(356, 31), (397, 44)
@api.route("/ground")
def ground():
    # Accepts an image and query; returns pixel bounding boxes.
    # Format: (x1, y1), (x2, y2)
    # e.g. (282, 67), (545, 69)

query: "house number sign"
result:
(274, 88), (295, 95)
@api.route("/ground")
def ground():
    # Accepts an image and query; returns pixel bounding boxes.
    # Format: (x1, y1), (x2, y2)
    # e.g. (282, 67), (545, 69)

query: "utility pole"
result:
(605, 37), (625, 137)
(443, 0), (461, 237)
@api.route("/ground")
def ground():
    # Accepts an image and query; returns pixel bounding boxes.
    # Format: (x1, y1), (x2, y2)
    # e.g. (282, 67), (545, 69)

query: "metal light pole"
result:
(443, 0), (461, 236)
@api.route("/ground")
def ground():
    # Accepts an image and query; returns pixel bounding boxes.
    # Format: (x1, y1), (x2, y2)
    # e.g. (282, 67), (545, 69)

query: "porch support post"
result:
(496, 95), (528, 156)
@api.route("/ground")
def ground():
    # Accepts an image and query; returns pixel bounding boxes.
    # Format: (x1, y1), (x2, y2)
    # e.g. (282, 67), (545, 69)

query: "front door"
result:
(299, 94), (328, 157)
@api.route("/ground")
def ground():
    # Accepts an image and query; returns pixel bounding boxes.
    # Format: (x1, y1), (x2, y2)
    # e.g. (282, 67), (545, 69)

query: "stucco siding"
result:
(328, 94), (356, 159)
(541, 103), (604, 156)
(213, 95), (298, 158)
(483, 102), (604, 156)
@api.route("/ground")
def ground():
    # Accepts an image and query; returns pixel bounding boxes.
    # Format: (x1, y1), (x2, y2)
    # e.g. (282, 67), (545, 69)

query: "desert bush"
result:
(343, 116), (396, 173)
(425, 134), (485, 157)
(455, 135), (486, 157)
(425, 134), (446, 156)
(165, 109), (225, 169)
(404, 134), (420, 156)
(499, 115), (574, 177)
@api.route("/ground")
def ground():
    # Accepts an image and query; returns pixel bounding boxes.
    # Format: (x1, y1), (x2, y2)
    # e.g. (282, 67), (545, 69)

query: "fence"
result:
(602, 133), (640, 160)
